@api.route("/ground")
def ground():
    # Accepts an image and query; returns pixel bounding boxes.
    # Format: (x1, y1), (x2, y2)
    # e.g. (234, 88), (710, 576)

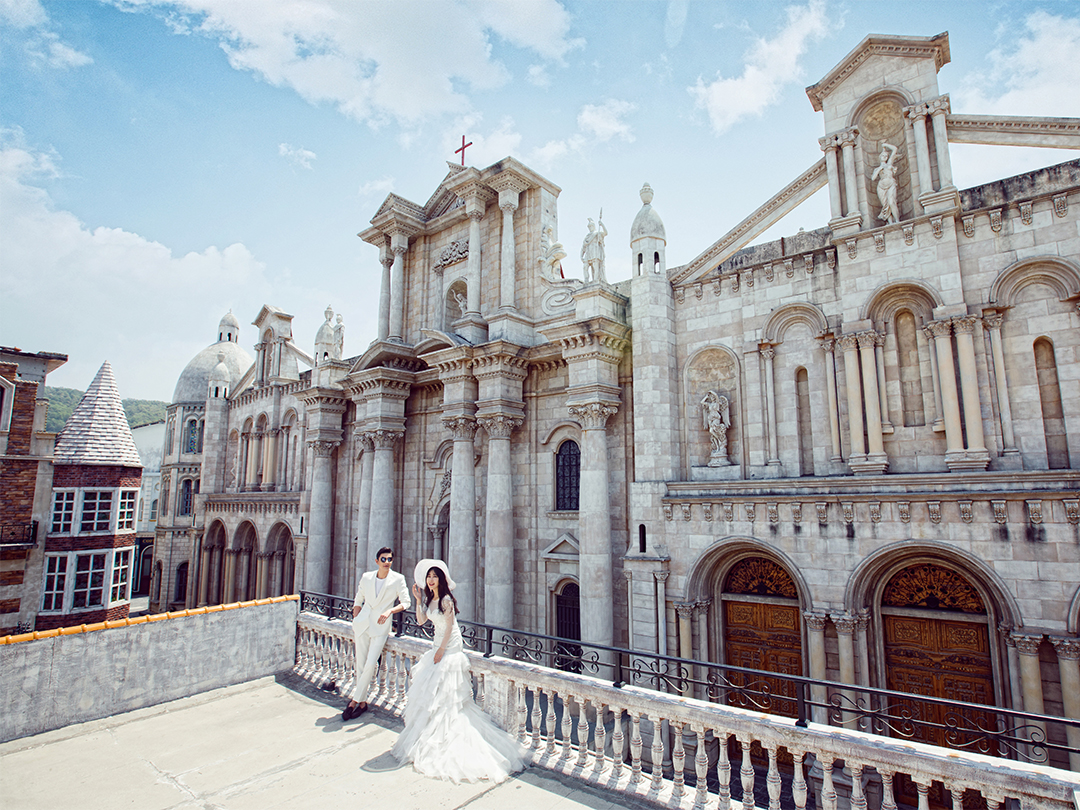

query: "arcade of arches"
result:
(186, 520), (297, 607)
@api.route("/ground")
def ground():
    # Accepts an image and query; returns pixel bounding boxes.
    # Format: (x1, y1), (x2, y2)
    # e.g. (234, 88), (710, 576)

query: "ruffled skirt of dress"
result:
(391, 647), (525, 784)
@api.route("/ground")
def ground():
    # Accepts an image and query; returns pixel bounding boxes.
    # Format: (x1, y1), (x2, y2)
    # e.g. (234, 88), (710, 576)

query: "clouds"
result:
(0, 0), (93, 68)
(278, 143), (316, 170)
(527, 98), (637, 170)
(110, 0), (582, 126)
(688, 0), (830, 135)
(0, 132), (271, 397)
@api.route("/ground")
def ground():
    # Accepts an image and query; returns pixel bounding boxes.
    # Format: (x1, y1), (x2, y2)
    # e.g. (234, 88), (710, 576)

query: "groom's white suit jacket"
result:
(352, 570), (410, 637)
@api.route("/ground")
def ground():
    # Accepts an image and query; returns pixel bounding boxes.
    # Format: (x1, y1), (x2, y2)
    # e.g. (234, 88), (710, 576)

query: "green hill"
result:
(44, 387), (168, 434)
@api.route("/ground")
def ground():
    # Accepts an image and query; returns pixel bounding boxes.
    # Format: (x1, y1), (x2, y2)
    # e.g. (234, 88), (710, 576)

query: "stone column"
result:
(928, 320), (965, 456)
(839, 335), (865, 462)
(832, 612), (858, 727)
(237, 549), (251, 601)
(388, 234), (408, 342)
(306, 439), (338, 594)
(478, 414), (522, 629)
(444, 416), (479, 621)
(255, 551), (271, 599)
(185, 533), (202, 609)
(695, 600), (711, 702)
(905, 103), (933, 196)
(819, 337), (843, 461)
(820, 135), (843, 220)
(354, 433), (375, 583)
(837, 128), (860, 221)
(983, 313), (1018, 453)
(927, 95), (954, 189)
(378, 250), (392, 341)
(367, 430), (402, 572)
(854, 609), (871, 689)
(221, 548), (236, 603)
(654, 571), (669, 657)
(676, 603), (694, 696)
(952, 316), (987, 453)
(1001, 625), (1024, 713)
(804, 611), (829, 724)
(466, 210), (483, 314)
(570, 402), (618, 649)
(1050, 636), (1080, 771)
(624, 570), (635, 649)
(208, 546), (222, 604)
(858, 332), (886, 465)
(874, 332), (892, 433)
(243, 432), (258, 489)
(291, 536), (307, 593)
(922, 324), (946, 432)
(497, 190), (520, 310)
(760, 344), (780, 466)
(1013, 633), (1047, 746)
(198, 544), (212, 606)
(270, 551), (285, 598)
(262, 428), (278, 490)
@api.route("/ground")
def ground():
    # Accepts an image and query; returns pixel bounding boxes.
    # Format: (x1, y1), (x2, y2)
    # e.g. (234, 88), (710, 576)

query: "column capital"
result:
(837, 333), (860, 352)
(831, 612), (857, 635)
(818, 134), (838, 152)
(856, 330), (879, 350)
(443, 414), (479, 441)
(370, 429), (404, 450)
(694, 599), (712, 613)
(1051, 636), (1080, 661)
(817, 335), (835, 354)
(927, 319), (953, 339)
(353, 430), (375, 454)
(834, 127), (859, 148)
(675, 603), (695, 619)
(654, 570), (670, 584)
(568, 401), (618, 430)
(926, 94), (951, 116)
(476, 413), (523, 439)
(803, 611), (829, 631)
(904, 102), (929, 121)
(983, 311), (1005, 331)
(307, 440), (339, 457)
(758, 343), (776, 361)
(951, 314), (982, 334)
(1012, 632), (1044, 656)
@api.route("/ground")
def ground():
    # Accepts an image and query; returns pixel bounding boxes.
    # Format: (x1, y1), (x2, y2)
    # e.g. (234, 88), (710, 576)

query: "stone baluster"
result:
(766, 744), (782, 810)
(629, 711), (643, 784)
(716, 731), (731, 810)
(983, 313), (1018, 454)
(693, 726), (709, 809)
(819, 755), (838, 810)
(531, 687), (542, 749)
(545, 690), (557, 753)
(791, 750), (808, 810)
(850, 762), (867, 810)
(819, 337), (843, 461)
(592, 701), (606, 774)
(672, 719), (686, 797)
(559, 694), (573, 760)
(739, 737), (755, 810)
(611, 706), (624, 778)
(879, 769), (898, 810)
(650, 713), (665, 790)
(1050, 636), (1080, 770)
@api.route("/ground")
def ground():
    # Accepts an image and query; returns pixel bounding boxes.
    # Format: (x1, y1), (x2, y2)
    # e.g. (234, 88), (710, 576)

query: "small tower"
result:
(630, 183), (666, 276)
(207, 352), (230, 400)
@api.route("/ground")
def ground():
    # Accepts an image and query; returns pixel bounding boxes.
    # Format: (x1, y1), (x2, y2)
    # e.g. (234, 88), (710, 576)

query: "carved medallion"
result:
(882, 563), (986, 614)
(724, 557), (798, 598)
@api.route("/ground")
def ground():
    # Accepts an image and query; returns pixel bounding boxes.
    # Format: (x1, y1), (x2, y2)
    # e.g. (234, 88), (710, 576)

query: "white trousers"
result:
(351, 619), (390, 703)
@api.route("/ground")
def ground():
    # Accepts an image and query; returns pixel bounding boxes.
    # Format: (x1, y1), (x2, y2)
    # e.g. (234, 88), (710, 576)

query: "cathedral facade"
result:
(152, 32), (1080, 746)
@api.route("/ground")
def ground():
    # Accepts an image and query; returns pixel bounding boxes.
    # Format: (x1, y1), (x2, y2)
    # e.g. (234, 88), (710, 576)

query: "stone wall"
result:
(0, 596), (298, 742)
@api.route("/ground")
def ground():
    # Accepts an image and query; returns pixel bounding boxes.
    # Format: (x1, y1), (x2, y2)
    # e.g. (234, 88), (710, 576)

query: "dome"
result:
(220, 311), (240, 329)
(172, 340), (252, 403)
(630, 183), (666, 241)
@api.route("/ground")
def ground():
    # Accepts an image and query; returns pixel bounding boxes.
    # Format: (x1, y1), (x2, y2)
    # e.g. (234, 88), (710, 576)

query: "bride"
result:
(391, 559), (525, 783)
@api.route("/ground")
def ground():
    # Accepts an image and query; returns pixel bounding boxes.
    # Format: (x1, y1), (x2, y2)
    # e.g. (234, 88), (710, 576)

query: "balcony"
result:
(0, 520), (37, 547)
(2, 593), (1078, 810)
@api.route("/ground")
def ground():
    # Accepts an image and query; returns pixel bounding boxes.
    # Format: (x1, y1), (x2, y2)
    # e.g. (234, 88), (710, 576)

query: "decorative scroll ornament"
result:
(928, 501), (942, 523)
(764, 263), (774, 282)
(883, 563), (986, 614)
(1027, 500), (1043, 525)
(681, 503), (692, 521)
(1065, 500), (1079, 525)
(791, 502), (802, 523)
(724, 557), (798, 598)
(767, 503), (779, 524)
(846, 238), (858, 259)
(962, 215), (975, 238)
(816, 502), (828, 523)
(744, 503), (756, 522)
(567, 402), (618, 429)
(959, 500), (974, 524)
(930, 216), (944, 239)
(663, 503), (673, 521)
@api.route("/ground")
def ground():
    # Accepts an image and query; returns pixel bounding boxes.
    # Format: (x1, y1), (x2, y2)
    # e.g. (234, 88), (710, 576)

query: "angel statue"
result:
(701, 390), (731, 467)
(580, 212), (608, 283)
(872, 142), (900, 225)
(538, 225), (567, 279)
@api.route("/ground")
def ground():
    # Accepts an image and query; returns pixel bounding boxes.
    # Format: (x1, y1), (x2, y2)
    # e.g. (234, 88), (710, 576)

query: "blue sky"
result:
(2, 0), (1078, 401)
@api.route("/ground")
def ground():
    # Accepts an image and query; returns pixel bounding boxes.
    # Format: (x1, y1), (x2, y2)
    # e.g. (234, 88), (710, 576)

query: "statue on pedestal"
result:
(872, 142), (900, 225)
(538, 225), (567, 279)
(581, 213), (608, 283)
(701, 390), (731, 467)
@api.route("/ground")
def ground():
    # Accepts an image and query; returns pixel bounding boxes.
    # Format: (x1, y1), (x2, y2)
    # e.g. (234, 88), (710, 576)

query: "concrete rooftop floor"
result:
(0, 673), (647, 810)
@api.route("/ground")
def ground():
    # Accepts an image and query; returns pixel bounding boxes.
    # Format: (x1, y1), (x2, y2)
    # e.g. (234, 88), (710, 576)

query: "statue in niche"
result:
(333, 314), (345, 360)
(452, 289), (468, 315)
(580, 213), (608, 283)
(538, 225), (567, 279)
(872, 142), (900, 225)
(701, 390), (731, 466)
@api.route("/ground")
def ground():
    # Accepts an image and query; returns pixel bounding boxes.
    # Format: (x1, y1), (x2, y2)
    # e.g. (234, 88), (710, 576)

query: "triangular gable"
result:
(541, 532), (579, 560)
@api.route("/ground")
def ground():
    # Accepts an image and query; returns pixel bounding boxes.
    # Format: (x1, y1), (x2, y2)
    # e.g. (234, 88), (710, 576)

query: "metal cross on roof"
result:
(454, 135), (473, 166)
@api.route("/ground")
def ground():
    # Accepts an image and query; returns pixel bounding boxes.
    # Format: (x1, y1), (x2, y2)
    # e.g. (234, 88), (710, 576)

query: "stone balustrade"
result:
(296, 611), (1080, 810)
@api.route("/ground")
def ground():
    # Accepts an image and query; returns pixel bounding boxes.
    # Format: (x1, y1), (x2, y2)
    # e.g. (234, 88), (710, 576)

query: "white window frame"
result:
(117, 489), (138, 532)
(51, 490), (76, 534)
(41, 555), (68, 611)
(39, 547), (134, 614)
(71, 551), (108, 609)
(80, 490), (114, 533)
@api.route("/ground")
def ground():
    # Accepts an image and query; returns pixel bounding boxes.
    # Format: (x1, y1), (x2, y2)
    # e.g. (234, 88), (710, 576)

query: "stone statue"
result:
(452, 289), (468, 315)
(701, 390), (731, 467)
(580, 213), (607, 283)
(872, 142), (900, 225)
(314, 305), (335, 366)
(333, 314), (344, 360)
(538, 225), (567, 279)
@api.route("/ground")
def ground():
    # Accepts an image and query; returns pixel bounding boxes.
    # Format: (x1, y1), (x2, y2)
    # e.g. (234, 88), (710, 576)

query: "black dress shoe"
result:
(341, 704), (355, 722)
(355, 703), (369, 716)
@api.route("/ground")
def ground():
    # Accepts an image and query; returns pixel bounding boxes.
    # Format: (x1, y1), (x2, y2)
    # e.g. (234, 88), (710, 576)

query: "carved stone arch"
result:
(265, 521), (296, 597)
(762, 302), (829, 344)
(232, 519), (259, 551)
(861, 278), (944, 325)
(846, 85), (917, 130)
(429, 438), (455, 468)
(541, 421), (581, 447)
(683, 345), (743, 472)
(989, 256), (1080, 308)
(849, 87), (917, 224)
(280, 408), (299, 427)
(844, 540), (1021, 627)
(1067, 584), (1080, 636)
(255, 412), (270, 431)
(241, 416), (254, 434)
(681, 536), (813, 609)
(205, 518), (228, 549)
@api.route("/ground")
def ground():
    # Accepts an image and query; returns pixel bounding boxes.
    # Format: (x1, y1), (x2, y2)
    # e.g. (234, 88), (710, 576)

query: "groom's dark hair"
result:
(375, 546), (393, 559)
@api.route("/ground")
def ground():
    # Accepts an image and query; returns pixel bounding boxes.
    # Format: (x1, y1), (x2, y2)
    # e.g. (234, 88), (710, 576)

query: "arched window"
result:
(555, 440), (580, 511)
(1034, 338), (1069, 469)
(896, 310), (925, 426)
(175, 561), (188, 603)
(150, 498), (158, 520)
(185, 419), (199, 454)
(179, 479), (193, 516)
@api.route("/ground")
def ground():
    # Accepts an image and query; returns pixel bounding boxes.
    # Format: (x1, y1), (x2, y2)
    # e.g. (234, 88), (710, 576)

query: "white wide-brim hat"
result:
(414, 559), (457, 591)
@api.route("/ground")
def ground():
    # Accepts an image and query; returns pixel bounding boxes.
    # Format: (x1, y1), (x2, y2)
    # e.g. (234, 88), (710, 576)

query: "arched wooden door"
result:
(722, 557), (803, 718)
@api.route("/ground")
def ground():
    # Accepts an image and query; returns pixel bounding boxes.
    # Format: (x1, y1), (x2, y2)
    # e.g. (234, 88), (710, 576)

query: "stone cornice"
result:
(946, 115), (1080, 149)
(540, 318), (631, 361)
(295, 387), (348, 414)
(805, 32), (950, 112)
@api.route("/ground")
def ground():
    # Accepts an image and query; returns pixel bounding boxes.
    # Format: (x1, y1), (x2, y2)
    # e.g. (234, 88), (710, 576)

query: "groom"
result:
(343, 546), (411, 721)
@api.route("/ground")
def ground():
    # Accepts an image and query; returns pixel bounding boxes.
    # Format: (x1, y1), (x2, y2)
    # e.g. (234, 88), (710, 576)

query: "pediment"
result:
(541, 532), (579, 560)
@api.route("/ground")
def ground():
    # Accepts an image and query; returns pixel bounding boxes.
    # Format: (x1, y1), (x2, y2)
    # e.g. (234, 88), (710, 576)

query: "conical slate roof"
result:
(54, 361), (143, 467)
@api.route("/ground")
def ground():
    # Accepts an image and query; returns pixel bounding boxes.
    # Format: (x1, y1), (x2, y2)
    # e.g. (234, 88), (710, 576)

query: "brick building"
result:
(36, 362), (143, 630)
(0, 347), (68, 635)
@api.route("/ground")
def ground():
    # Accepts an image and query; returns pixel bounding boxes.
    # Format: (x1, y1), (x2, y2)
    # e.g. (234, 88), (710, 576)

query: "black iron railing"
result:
(0, 521), (36, 546)
(299, 590), (1079, 766)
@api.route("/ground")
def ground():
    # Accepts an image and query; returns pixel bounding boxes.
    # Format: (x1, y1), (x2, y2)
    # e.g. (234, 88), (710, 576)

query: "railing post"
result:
(796, 679), (808, 728)
(484, 624), (494, 658)
(614, 649), (624, 688)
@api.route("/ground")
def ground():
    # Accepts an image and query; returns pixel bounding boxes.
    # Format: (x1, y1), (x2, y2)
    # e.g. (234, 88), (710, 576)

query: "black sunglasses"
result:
(379, 556), (393, 563)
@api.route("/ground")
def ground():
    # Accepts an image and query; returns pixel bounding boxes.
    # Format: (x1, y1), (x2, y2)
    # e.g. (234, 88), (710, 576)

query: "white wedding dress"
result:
(391, 596), (525, 783)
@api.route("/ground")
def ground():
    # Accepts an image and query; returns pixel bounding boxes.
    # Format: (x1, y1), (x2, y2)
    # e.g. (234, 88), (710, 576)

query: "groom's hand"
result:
(377, 609), (391, 624)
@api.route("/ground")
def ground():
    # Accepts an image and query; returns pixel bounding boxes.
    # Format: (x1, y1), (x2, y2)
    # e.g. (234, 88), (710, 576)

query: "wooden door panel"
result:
(724, 601), (802, 718)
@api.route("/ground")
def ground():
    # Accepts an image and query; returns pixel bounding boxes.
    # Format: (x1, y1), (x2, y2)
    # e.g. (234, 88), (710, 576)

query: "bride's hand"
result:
(411, 583), (422, 598)
(434, 649), (443, 664)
